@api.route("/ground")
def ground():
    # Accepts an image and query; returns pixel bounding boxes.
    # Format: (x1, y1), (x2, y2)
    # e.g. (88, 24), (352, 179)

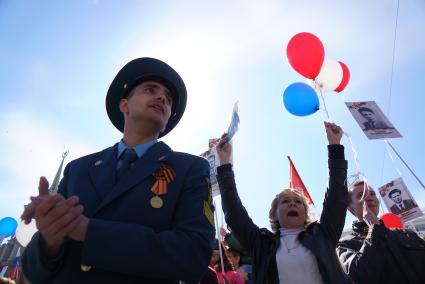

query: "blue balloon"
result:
(0, 217), (18, 237)
(283, 82), (319, 116)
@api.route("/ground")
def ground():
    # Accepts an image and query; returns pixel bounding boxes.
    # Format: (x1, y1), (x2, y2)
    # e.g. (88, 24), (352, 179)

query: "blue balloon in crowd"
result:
(0, 217), (18, 237)
(283, 82), (320, 116)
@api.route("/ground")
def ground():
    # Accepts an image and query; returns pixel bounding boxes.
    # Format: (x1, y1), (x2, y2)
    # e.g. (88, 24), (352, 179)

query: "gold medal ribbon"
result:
(150, 165), (176, 196)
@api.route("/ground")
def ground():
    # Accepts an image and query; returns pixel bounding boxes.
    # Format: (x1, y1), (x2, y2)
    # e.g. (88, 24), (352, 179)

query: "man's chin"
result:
(368, 206), (380, 216)
(142, 116), (168, 133)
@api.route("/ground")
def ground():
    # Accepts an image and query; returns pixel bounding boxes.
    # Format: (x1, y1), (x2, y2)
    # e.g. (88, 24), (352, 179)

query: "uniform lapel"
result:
(94, 141), (172, 214)
(88, 145), (118, 204)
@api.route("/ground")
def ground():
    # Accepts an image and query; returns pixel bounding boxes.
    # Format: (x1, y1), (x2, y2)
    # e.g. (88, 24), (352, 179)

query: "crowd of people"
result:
(14, 57), (425, 283)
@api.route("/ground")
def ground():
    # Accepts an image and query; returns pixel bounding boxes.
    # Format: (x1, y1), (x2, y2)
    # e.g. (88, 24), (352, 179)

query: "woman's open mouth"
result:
(287, 210), (299, 217)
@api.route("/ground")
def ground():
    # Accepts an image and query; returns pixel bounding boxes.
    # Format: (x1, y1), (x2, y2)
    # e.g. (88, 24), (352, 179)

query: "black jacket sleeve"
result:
(337, 222), (389, 283)
(216, 164), (260, 252)
(319, 144), (349, 245)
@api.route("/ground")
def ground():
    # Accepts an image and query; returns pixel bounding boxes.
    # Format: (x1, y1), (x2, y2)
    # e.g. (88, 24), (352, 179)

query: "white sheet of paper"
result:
(226, 101), (240, 141)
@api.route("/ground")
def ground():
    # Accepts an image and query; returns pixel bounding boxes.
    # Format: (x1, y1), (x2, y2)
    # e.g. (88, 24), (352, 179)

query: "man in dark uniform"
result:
(20, 58), (215, 284)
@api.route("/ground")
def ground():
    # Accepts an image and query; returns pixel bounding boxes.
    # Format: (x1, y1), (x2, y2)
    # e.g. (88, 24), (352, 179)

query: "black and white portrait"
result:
(379, 178), (423, 222)
(346, 101), (402, 140)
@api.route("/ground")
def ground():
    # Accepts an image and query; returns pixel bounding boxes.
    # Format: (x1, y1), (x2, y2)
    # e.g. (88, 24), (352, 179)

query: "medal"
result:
(150, 165), (176, 209)
(150, 195), (163, 208)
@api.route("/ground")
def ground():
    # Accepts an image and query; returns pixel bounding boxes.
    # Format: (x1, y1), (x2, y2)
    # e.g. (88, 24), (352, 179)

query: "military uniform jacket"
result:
(22, 142), (215, 284)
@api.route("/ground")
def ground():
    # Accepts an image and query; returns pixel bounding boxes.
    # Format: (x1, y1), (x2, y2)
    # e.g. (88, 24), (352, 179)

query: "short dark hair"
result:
(358, 107), (374, 114)
(389, 188), (401, 199)
(348, 181), (365, 199)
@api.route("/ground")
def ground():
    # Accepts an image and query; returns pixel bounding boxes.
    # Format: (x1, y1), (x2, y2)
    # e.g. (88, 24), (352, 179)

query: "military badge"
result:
(150, 165), (176, 208)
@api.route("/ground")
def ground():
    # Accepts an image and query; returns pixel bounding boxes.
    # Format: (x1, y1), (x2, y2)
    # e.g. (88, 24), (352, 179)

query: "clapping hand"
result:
(20, 176), (89, 256)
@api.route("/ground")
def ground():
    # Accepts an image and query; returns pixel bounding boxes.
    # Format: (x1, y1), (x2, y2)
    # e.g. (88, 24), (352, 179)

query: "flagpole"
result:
(213, 200), (226, 284)
(385, 140), (425, 191)
(288, 156), (293, 188)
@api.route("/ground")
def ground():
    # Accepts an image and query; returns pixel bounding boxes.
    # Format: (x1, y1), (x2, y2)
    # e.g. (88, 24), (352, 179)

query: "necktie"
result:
(116, 148), (138, 180)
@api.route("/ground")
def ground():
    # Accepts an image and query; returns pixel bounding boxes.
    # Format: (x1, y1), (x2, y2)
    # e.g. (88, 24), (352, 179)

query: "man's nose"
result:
(156, 90), (170, 103)
(366, 194), (376, 202)
(156, 92), (166, 101)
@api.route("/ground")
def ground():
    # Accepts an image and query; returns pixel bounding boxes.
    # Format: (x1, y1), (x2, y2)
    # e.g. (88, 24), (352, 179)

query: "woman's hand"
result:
(324, 121), (343, 145)
(216, 133), (232, 165)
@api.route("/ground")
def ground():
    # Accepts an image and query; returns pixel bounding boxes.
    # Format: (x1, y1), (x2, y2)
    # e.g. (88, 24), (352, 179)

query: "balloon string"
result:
(343, 131), (361, 175)
(342, 131), (378, 209)
(384, 140), (403, 177)
(387, 0), (400, 116)
(385, 140), (425, 190)
(316, 82), (330, 120)
(379, 0), (400, 192)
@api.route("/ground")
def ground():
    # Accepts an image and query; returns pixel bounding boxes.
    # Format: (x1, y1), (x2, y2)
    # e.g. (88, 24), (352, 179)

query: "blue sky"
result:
(1, 0), (424, 233)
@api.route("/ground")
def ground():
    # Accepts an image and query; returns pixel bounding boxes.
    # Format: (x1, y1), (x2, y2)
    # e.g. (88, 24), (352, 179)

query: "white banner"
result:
(200, 139), (233, 197)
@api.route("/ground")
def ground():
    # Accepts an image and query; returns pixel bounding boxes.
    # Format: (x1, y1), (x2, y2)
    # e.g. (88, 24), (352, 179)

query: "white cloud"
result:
(123, 0), (425, 95)
(0, 110), (96, 218)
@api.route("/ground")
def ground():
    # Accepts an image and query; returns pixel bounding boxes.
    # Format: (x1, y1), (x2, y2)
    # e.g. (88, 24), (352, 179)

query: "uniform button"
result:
(81, 264), (92, 272)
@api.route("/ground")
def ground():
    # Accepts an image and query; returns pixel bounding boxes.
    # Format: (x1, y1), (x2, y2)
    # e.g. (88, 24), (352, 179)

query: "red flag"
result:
(8, 248), (20, 280)
(9, 267), (19, 281)
(288, 156), (314, 205)
(8, 257), (20, 280)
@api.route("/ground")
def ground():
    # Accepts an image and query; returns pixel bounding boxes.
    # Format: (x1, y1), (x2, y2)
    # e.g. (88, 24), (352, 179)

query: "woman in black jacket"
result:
(215, 122), (351, 284)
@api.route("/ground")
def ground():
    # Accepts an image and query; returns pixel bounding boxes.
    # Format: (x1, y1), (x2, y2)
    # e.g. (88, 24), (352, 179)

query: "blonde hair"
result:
(269, 188), (311, 232)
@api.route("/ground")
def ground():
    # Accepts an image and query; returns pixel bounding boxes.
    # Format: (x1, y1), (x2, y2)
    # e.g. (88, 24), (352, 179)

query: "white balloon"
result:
(306, 79), (316, 89)
(15, 220), (38, 247)
(314, 58), (343, 92)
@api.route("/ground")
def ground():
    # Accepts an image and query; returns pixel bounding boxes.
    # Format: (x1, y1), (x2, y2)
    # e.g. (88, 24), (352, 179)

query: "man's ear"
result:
(159, 123), (167, 134)
(119, 99), (128, 113)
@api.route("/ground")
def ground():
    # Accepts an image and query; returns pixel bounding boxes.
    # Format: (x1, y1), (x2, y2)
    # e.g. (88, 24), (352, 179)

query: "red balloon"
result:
(286, 32), (325, 79)
(334, 61), (350, 93)
(381, 213), (404, 229)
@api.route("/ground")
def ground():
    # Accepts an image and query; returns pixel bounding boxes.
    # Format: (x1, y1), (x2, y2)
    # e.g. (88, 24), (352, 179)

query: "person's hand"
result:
(240, 271), (248, 281)
(362, 202), (380, 227)
(22, 176), (84, 255)
(220, 227), (228, 237)
(35, 194), (84, 255)
(324, 121), (343, 145)
(68, 215), (90, 242)
(216, 133), (232, 165)
(21, 176), (50, 224)
(368, 220), (387, 242)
